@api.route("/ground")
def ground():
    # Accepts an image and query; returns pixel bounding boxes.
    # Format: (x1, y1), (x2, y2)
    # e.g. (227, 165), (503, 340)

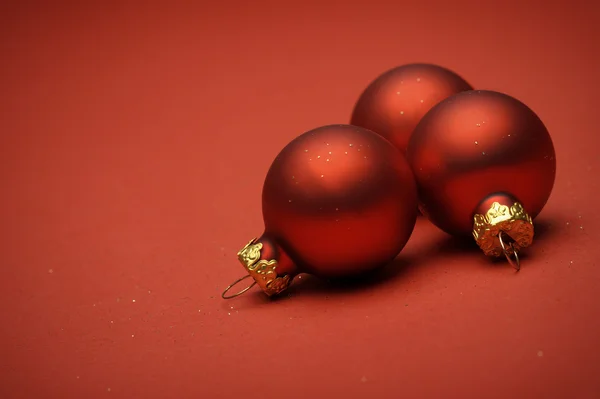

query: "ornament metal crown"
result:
(236, 239), (291, 296)
(472, 201), (534, 259)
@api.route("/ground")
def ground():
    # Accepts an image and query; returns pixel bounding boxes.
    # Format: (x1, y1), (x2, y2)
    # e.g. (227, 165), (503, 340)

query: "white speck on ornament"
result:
(292, 176), (295, 179)
(110, 320), (114, 324)
(326, 159), (330, 162)
(326, 143), (330, 146)
(48, 269), (53, 274)
(349, 143), (353, 147)
(420, 99), (424, 103)
(345, 151), (348, 154)
(475, 141), (478, 145)
(400, 111), (404, 115)
(482, 152), (486, 155)
(580, 226), (584, 230)
(357, 148), (361, 151)
(288, 200), (292, 203)
(336, 208), (339, 211)
(304, 149), (308, 152)
(537, 350), (544, 357)
(228, 312), (231, 316)
(476, 123), (481, 127)
(76, 376), (80, 379)
(108, 388), (111, 392)
(131, 334), (134, 338)
(317, 155), (321, 159)
(132, 299), (136, 303)
(321, 175), (324, 178)
(329, 151), (332, 155)
(416, 77), (421, 82)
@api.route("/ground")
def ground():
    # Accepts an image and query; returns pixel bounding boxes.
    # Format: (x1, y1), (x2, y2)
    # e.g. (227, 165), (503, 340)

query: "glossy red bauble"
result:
(407, 90), (556, 237)
(226, 124), (418, 298)
(351, 63), (473, 153)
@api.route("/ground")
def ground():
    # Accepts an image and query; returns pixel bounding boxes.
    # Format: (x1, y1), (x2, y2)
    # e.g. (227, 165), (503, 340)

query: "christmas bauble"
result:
(407, 90), (556, 268)
(223, 124), (418, 298)
(350, 63), (473, 153)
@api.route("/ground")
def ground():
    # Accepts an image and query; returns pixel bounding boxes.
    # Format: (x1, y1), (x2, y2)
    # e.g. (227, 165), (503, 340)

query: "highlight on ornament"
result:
(406, 89), (556, 270)
(222, 124), (418, 299)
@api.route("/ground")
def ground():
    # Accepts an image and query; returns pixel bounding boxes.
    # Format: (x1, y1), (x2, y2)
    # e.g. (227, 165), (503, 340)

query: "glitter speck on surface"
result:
(537, 350), (544, 357)
(326, 158), (330, 162)
(317, 155), (321, 159)
(328, 151), (332, 155)
(349, 144), (353, 147)
(304, 149), (308, 152)
(482, 152), (486, 155)
(396, 91), (400, 95)
(288, 199), (292, 203)
(361, 376), (367, 383)
(475, 141), (478, 145)
(48, 269), (53, 274)
(108, 388), (111, 392)
(345, 151), (348, 154)
(400, 111), (404, 115)
(132, 299), (136, 303)
(131, 334), (134, 338)
(420, 99), (424, 103)
(416, 77), (421, 82)
(321, 175), (324, 178)
(476, 123), (481, 127)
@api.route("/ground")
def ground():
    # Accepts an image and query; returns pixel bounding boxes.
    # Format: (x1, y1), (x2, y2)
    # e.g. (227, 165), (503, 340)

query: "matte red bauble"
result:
(351, 63), (473, 153)
(223, 124), (418, 298)
(407, 90), (556, 269)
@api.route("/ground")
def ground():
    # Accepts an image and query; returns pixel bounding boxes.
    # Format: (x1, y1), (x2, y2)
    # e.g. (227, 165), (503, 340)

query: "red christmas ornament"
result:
(407, 90), (556, 269)
(223, 124), (418, 298)
(350, 63), (473, 153)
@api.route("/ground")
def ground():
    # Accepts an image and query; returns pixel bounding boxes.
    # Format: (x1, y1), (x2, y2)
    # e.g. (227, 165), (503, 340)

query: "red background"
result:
(1, 1), (599, 398)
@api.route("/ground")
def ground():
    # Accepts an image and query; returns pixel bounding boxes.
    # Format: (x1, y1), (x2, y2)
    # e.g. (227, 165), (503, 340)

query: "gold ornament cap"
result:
(473, 201), (534, 270)
(222, 237), (292, 299)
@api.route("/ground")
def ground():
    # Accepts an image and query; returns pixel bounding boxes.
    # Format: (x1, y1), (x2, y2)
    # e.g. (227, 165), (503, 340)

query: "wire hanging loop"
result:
(499, 231), (520, 271)
(221, 275), (256, 299)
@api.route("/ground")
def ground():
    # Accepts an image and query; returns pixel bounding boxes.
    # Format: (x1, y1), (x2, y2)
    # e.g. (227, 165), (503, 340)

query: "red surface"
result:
(1, 2), (599, 398)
